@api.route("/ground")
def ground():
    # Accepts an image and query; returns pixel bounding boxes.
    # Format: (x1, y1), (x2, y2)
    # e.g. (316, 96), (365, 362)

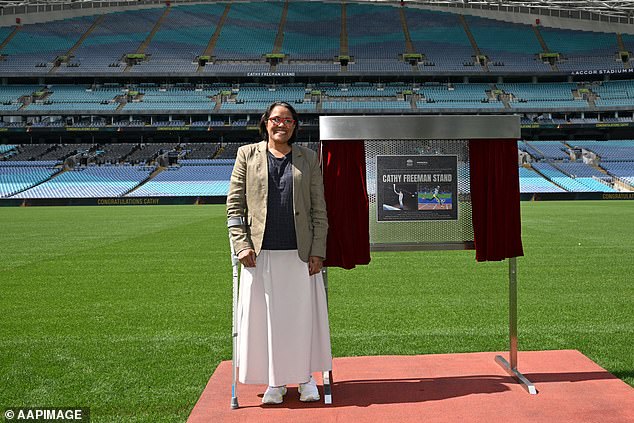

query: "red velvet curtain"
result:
(469, 139), (524, 261)
(321, 140), (371, 269)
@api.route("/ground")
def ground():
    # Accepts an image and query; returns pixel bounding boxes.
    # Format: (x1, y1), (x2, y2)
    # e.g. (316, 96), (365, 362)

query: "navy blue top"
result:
(261, 150), (298, 250)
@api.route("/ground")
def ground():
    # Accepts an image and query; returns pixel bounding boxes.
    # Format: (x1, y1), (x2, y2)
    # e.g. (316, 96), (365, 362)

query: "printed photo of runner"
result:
(418, 185), (453, 210)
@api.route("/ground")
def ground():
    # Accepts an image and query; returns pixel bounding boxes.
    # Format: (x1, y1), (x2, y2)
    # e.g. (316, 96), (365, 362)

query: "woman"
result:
(226, 101), (331, 405)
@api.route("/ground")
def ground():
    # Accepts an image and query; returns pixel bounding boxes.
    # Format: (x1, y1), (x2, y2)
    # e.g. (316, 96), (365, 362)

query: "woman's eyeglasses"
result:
(268, 116), (296, 126)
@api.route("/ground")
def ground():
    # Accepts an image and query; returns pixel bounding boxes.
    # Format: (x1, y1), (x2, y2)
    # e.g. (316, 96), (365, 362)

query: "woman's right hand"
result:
(237, 248), (257, 267)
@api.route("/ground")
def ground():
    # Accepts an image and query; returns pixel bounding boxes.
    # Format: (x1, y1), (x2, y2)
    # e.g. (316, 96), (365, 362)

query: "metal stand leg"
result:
(322, 370), (333, 404)
(495, 257), (537, 395)
(322, 267), (333, 405)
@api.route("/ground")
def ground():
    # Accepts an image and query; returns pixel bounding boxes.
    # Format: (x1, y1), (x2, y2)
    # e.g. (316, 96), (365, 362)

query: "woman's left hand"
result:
(308, 256), (324, 276)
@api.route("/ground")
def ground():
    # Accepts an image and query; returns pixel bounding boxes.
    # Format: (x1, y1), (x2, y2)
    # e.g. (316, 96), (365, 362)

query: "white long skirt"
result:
(237, 249), (332, 387)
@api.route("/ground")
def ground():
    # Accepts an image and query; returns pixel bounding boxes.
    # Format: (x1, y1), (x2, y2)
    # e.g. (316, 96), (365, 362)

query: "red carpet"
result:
(188, 350), (634, 423)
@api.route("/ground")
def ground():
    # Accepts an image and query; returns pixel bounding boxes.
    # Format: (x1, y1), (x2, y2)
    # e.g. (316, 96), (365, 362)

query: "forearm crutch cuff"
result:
(227, 216), (245, 228)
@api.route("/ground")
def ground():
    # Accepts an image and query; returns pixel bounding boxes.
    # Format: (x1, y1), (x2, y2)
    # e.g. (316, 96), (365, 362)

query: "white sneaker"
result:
(298, 376), (320, 402)
(262, 386), (287, 404)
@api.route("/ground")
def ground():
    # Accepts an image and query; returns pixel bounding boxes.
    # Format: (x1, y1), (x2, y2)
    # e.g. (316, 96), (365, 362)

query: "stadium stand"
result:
(570, 140), (634, 161)
(281, 2), (341, 60)
(518, 167), (567, 193)
(0, 16), (95, 74)
(463, 15), (551, 73)
(593, 80), (634, 109)
(346, 4), (405, 62)
(128, 4), (226, 74)
(0, 145), (16, 156)
(538, 26), (623, 73)
(600, 162), (634, 186)
(499, 82), (589, 110)
(523, 141), (569, 161)
(180, 142), (220, 159)
(58, 9), (165, 74)
(125, 143), (178, 165)
(0, 164), (60, 197)
(1, 140), (632, 198)
(406, 8), (480, 74)
(213, 2), (282, 60)
(11, 166), (153, 198)
(0, 2), (634, 201)
(532, 162), (614, 192)
(4, 144), (58, 162)
(215, 143), (250, 159)
(5, 81), (634, 115)
(0, 2), (631, 76)
(93, 144), (139, 165)
(128, 162), (232, 197)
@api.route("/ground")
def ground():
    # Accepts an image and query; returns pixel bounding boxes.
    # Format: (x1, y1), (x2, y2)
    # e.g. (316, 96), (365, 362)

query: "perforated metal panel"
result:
(365, 139), (473, 250)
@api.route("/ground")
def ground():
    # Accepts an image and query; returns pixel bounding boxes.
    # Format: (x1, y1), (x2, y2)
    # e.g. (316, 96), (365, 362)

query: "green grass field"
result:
(1, 202), (632, 422)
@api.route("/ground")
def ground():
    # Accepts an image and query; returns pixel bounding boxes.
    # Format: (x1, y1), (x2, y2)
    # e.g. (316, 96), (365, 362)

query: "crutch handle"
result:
(227, 216), (245, 266)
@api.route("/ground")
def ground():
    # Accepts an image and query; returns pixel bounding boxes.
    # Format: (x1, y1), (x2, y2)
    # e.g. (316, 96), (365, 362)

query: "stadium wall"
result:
(0, 195), (226, 207)
(1, 192), (633, 207)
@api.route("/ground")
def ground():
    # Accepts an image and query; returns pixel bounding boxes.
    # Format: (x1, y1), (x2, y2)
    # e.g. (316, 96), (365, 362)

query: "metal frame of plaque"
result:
(319, 115), (537, 403)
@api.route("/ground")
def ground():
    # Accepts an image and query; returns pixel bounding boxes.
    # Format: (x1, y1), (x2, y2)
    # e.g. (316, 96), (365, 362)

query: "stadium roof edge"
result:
(0, 0), (633, 30)
(368, 0), (634, 22)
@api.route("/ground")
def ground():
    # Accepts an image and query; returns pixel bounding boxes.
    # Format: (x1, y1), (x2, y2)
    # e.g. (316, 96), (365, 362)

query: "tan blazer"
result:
(227, 141), (328, 263)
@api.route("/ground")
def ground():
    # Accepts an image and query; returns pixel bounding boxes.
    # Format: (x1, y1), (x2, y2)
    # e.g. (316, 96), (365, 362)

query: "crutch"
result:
(227, 216), (245, 409)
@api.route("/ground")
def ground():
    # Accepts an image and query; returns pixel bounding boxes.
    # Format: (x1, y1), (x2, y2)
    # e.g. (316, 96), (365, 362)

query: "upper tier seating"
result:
(346, 3), (404, 60)
(132, 3), (225, 73)
(539, 27), (623, 73)
(0, 2), (630, 75)
(0, 16), (94, 74)
(69, 9), (165, 73)
(405, 8), (479, 73)
(281, 2), (341, 60)
(464, 15), (550, 73)
(214, 2), (282, 60)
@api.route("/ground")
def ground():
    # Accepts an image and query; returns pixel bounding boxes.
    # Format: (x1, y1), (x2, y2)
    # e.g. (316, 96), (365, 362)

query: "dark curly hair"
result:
(258, 101), (299, 144)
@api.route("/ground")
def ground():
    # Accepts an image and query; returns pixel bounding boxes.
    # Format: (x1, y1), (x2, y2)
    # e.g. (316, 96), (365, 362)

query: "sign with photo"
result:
(376, 155), (458, 222)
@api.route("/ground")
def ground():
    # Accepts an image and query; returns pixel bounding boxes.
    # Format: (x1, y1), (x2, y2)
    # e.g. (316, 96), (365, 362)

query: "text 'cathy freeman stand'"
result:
(319, 115), (537, 405)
